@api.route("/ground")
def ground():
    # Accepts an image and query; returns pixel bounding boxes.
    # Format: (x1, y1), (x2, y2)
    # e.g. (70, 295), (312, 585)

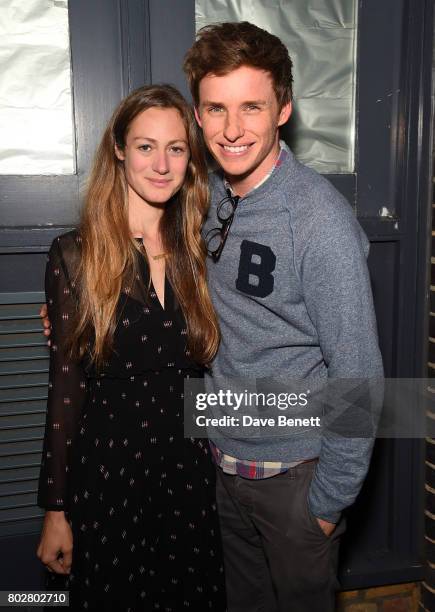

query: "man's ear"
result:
(114, 144), (125, 161)
(278, 101), (292, 127)
(194, 106), (203, 128)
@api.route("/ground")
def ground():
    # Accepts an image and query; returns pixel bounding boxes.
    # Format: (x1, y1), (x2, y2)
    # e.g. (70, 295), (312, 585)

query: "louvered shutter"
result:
(0, 292), (47, 536)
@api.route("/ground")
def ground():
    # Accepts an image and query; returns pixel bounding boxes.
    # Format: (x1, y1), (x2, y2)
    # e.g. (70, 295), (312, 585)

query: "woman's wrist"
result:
(45, 510), (66, 522)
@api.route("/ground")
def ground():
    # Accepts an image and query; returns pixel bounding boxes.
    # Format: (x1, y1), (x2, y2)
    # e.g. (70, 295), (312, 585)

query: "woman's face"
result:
(116, 107), (190, 206)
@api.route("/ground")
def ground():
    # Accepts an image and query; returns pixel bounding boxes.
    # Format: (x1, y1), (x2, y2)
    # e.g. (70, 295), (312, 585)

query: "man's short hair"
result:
(183, 21), (293, 109)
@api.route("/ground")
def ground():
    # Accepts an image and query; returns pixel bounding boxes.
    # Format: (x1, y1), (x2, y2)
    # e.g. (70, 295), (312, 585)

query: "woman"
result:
(36, 84), (225, 611)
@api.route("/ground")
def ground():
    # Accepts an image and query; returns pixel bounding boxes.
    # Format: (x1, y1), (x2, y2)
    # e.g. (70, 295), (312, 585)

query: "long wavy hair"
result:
(70, 84), (219, 367)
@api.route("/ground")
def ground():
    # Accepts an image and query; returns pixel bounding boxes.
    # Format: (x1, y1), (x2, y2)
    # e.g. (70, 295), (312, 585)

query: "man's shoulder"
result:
(208, 169), (225, 195)
(281, 155), (351, 218)
(278, 153), (368, 250)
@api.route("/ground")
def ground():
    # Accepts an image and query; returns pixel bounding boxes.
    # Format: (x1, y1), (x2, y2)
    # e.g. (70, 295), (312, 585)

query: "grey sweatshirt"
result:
(203, 144), (383, 523)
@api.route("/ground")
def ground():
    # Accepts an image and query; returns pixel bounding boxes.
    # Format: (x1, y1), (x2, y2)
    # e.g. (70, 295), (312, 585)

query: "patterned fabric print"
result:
(39, 232), (226, 611)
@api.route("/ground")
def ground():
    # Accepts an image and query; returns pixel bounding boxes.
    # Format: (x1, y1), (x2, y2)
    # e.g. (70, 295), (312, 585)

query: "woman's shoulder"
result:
(51, 229), (81, 252)
(48, 229), (82, 274)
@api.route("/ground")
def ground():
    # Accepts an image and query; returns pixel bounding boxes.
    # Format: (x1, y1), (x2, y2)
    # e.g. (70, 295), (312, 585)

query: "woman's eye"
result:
(138, 144), (151, 152)
(170, 146), (186, 154)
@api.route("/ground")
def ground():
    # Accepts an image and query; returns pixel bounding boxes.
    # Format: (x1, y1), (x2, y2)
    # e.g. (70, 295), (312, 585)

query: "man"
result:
(182, 21), (383, 612)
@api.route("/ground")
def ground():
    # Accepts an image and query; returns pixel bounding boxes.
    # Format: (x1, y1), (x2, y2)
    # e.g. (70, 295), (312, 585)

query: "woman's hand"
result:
(37, 511), (73, 574)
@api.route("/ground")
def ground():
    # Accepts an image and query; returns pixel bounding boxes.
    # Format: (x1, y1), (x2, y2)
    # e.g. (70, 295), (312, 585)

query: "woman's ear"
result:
(114, 144), (125, 161)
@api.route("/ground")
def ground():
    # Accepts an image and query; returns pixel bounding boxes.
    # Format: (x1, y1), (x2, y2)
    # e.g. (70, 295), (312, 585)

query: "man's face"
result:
(195, 65), (291, 194)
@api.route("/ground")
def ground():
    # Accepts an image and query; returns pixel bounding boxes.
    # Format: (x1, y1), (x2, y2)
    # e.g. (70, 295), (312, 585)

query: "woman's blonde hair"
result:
(71, 84), (219, 367)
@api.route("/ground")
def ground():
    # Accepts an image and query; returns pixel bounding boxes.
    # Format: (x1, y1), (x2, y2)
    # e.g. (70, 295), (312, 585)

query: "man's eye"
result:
(245, 105), (260, 112)
(208, 106), (224, 113)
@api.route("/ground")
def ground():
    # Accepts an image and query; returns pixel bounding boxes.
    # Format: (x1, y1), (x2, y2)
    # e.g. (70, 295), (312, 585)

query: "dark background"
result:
(0, 0), (432, 593)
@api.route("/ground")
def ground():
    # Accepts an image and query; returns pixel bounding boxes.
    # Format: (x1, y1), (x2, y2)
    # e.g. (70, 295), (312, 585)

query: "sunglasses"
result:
(205, 192), (240, 262)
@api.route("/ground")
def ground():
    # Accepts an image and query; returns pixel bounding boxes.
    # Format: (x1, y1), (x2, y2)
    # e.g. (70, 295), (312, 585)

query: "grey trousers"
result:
(215, 461), (346, 612)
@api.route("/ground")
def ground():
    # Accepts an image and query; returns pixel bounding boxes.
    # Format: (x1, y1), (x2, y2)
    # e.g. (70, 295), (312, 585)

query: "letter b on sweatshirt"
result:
(236, 240), (276, 297)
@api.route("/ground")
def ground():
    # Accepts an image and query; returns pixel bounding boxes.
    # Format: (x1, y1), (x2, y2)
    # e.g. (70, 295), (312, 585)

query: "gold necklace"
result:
(134, 236), (166, 260)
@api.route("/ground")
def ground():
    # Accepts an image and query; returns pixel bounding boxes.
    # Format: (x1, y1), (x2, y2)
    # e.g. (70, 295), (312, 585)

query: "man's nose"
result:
(223, 112), (244, 142)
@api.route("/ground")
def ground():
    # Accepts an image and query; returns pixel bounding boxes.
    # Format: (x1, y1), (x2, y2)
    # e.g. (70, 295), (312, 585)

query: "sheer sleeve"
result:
(37, 233), (87, 512)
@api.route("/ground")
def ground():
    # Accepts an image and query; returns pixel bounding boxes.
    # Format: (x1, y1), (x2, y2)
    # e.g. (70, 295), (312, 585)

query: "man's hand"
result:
(39, 304), (52, 343)
(316, 517), (336, 537)
(37, 511), (73, 574)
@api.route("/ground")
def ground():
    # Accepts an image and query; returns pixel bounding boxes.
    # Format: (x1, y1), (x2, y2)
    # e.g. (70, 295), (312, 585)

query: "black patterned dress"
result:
(37, 231), (226, 611)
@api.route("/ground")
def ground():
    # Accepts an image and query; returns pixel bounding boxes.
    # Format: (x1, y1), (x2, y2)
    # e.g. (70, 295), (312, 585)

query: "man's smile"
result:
(221, 144), (254, 155)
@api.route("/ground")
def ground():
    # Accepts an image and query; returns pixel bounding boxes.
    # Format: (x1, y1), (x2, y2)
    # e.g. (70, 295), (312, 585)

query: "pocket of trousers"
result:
(305, 497), (332, 540)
